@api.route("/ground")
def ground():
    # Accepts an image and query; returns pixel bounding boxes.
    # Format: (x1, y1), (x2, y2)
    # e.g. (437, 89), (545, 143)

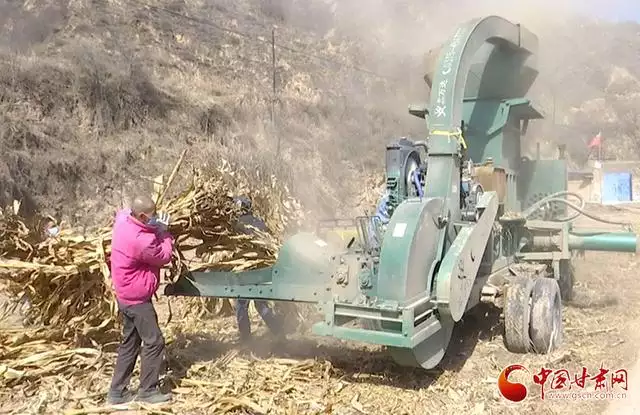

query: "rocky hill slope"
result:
(0, 0), (639, 225)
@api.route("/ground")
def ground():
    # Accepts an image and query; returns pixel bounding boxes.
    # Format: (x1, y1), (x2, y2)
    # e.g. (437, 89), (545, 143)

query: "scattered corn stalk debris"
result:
(0, 323), (339, 414)
(0, 160), (305, 399)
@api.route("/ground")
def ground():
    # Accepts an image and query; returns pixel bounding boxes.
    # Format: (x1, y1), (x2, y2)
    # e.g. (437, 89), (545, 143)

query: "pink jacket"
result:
(110, 209), (174, 305)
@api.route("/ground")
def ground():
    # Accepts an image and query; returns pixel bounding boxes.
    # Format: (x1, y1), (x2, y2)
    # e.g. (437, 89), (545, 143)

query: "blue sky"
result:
(587, 0), (640, 22)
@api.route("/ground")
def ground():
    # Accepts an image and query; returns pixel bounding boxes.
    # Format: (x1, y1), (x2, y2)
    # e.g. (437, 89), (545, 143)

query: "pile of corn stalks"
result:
(0, 157), (306, 394)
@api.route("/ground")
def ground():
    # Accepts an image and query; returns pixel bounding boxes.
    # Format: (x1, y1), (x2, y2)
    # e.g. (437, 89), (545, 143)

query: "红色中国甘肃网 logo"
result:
(497, 364), (628, 402)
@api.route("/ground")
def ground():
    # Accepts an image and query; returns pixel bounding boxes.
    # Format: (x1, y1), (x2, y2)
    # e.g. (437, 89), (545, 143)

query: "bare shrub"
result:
(66, 44), (176, 135)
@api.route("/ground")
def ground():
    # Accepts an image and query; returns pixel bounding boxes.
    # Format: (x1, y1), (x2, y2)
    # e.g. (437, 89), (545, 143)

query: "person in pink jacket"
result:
(106, 195), (174, 405)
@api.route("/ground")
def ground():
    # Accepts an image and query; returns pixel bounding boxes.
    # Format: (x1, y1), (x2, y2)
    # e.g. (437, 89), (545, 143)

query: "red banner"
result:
(588, 132), (602, 148)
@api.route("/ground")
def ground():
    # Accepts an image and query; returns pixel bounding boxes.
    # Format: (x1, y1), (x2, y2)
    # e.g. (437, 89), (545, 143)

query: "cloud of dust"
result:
(271, 1), (596, 211)
(0, 1), (68, 51)
(321, 0), (604, 93)
(275, 0), (619, 121)
(248, 1), (636, 222)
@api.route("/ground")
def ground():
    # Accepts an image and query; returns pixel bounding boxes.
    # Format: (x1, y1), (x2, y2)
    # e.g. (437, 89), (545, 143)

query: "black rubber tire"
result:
(503, 276), (534, 353)
(558, 259), (575, 303)
(529, 278), (564, 354)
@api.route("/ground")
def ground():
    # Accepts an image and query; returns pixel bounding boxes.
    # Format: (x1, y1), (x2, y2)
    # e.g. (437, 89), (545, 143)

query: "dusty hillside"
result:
(0, 0), (639, 222)
(0, 0), (423, 226)
(321, 1), (640, 168)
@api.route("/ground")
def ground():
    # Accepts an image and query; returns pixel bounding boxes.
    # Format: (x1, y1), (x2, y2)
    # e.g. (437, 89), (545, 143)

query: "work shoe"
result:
(106, 388), (135, 405)
(136, 389), (172, 404)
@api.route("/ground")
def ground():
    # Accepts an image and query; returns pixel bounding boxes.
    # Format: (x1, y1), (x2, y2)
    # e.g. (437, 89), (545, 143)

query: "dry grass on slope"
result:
(0, 0), (416, 227)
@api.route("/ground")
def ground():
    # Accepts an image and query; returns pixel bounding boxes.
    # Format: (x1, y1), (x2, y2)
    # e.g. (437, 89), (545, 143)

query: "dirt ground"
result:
(157, 204), (640, 414)
(2, 203), (640, 414)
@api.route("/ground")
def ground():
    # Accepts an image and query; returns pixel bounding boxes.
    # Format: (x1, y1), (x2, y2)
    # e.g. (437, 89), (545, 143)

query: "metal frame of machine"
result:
(165, 15), (638, 369)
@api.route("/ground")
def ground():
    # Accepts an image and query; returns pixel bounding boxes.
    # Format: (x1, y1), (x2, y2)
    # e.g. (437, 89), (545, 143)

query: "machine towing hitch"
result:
(164, 15), (638, 369)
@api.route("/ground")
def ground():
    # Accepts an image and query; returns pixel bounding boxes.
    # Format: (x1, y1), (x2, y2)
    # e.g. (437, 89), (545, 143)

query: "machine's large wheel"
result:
(503, 276), (534, 353)
(405, 154), (420, 198)
(558, 259), (575, 303)
(530, 278), (564, 354)
(388, 316), (455, 369)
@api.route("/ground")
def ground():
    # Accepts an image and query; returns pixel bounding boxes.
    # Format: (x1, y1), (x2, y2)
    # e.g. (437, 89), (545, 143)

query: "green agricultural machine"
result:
(165, 16), (638, 369)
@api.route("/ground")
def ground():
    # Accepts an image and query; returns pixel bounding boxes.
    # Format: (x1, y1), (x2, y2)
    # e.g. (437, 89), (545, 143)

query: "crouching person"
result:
(107, 195), (174, 405)
(367, 192), (390, 248)
(233, 196), (284, 343)
(235, 298), (284, 342)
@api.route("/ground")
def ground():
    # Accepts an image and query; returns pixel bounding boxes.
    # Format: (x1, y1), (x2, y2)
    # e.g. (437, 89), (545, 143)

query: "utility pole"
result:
(552, 91), (556, 125)
(271, 26), (280, 158)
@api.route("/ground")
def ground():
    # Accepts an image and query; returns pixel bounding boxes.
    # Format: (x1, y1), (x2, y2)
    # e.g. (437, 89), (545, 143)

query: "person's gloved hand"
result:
(152, 211), (171, 232)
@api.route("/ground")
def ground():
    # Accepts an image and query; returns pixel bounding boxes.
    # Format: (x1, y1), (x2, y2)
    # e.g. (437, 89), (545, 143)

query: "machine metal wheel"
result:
(404, 153), (422, 198)
(503, 276), (534, 353)
(530, 278), (564, 354)
(558, 259), (575, 303)
(388, 317), (455, 369)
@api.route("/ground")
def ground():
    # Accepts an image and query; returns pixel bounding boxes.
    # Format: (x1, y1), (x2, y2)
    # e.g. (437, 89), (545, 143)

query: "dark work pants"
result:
(235, 299), (282, 338)
(109, 301), (165, 395)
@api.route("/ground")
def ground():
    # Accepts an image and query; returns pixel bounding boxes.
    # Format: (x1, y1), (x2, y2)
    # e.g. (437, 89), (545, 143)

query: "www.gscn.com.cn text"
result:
(544, 391), (627, 400)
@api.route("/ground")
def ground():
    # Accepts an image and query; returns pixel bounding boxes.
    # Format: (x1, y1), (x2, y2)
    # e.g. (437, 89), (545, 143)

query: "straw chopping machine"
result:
(165, 16), (638, 369)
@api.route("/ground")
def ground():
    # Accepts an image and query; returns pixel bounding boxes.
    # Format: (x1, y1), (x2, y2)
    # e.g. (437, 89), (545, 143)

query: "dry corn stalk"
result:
(0, 160), (305, 352)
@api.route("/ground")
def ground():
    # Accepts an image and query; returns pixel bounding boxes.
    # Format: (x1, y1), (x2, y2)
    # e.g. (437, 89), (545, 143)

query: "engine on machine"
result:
(383, 137), (483, 224)
(383, 138), (427, 215)
(460, 160), (485, 222)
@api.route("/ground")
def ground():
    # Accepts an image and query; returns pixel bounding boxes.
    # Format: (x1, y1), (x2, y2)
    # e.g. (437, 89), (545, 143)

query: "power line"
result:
(86, 0), (280, 89)
(93, 0), (571, 126)
(118, 0), (399, 82)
